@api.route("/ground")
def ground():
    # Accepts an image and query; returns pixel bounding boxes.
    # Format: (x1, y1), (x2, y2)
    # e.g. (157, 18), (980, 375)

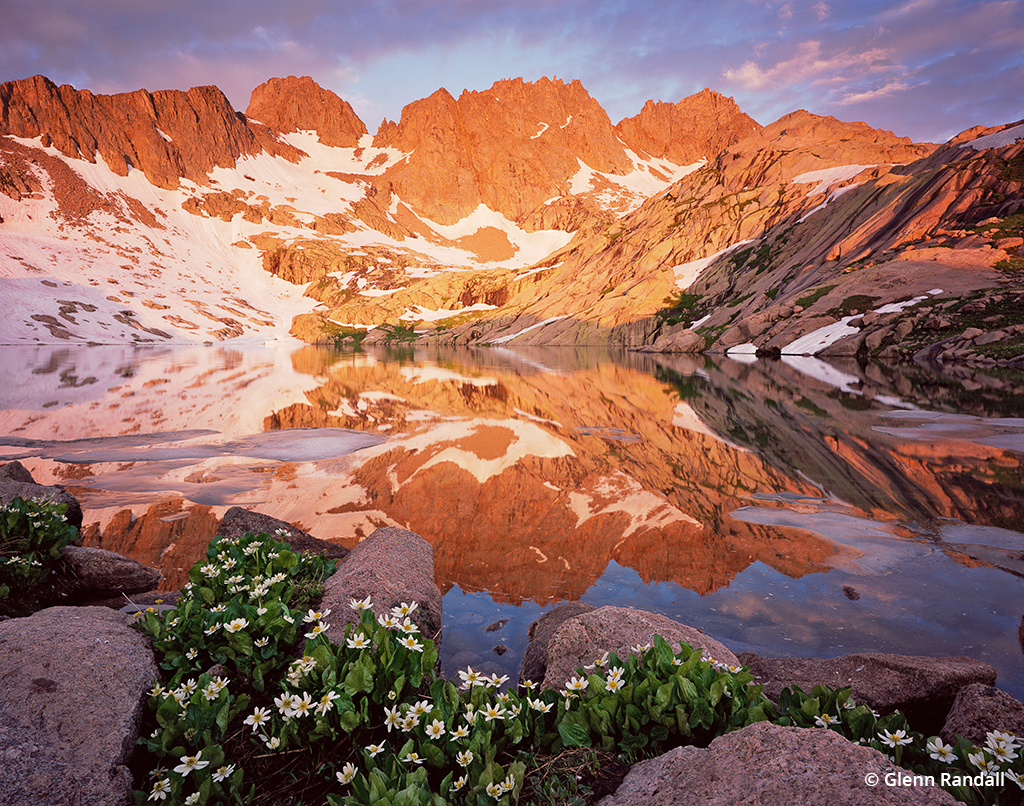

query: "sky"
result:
(1, 0), (1021, 144)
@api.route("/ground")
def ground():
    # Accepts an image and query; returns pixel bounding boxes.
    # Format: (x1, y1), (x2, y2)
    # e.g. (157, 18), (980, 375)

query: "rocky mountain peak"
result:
(0, 75), (276, 189)
(246, 75), (367, 148)
(370, 76), (654, 224)
(615, 88), (761, 164)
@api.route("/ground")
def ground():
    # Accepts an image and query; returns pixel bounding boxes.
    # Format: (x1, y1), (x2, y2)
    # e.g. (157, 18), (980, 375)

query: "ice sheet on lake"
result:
(730, 506), (932, 574)
(0, 428), (385, 464)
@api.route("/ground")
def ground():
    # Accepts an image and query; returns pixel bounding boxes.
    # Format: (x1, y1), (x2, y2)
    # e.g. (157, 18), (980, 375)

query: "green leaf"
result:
(709, 676), (727, 707)
(558, 721), (592, 747)
(653, 634), (674, 669)
(421, 641), (438, 674)
(340, 710), (361, 733)
(215, 700), (232, 734)
(799, 697), (821, 719)
(343, 661), (374, 695)
(654, 682), (673, 713)
(689, 697), (714, 731)
(510, 717), (525, 745)
(674, 704), (692, 738)
(677, 676), (698, 703)
(423, 742), (445, 768)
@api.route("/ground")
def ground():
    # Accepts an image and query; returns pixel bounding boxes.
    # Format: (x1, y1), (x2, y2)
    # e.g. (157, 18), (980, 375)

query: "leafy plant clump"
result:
(828, 294), (879, 318)
(0, 496), (78, 613)
(132, 531), (1024, 806)
(657, 292), (707, 327)
(378, 322), (420, 343)
(795, 284), (837, 309)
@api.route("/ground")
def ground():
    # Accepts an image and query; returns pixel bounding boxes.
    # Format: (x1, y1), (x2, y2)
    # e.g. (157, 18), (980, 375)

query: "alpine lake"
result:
(2, 343), (1023, 700)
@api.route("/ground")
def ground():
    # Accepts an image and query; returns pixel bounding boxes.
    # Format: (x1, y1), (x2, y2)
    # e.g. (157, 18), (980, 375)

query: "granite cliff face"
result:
(246, 75), (367, 148)
(0, 74), (301, 190)
(615, 88), (760, 165)
(370, 77), (714, 225)
(0, 72), (1021, 355)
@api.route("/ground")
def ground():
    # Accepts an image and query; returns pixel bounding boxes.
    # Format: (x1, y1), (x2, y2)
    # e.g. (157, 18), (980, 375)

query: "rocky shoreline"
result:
(2, 463), (1023, 805)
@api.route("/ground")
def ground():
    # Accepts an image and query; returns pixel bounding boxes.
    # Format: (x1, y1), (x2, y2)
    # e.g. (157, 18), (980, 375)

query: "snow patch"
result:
(399, 366), (497, 387)
(399, 303), (497, 322)
(781, 355), (863, 394)
(488, 315), (569, 344)
(962, 123), (1024, 151)
(792, 165), (876, 195)
(672, 240), (755, 289)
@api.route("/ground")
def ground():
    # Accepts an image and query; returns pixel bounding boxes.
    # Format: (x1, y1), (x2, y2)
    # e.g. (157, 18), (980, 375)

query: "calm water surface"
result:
(2, 344), (1023, 698)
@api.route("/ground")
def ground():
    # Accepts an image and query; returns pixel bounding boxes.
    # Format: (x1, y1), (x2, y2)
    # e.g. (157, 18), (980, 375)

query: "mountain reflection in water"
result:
(2, 344), (1023, 697)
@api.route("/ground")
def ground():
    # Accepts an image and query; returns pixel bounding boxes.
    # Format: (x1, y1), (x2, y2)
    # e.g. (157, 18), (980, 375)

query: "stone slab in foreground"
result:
(598, 721), (958, 806)
(0, 606), (158, 806)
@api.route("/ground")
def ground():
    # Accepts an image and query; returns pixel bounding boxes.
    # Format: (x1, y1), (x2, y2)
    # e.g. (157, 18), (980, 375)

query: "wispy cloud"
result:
(0, 0), (1020, 144)
(725, 41), (895, 92)
(838, 78), (919, 105)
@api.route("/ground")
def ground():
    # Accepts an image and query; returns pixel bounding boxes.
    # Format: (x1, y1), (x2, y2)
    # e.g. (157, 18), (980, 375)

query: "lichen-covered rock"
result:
(320, 526), (442, 644)
(0, 606), (158, 806)
(941, 683), (1024, 746)
(539, 606), (741, 690)
(598, 722), (957, 806)
(739, 652), (997, 735)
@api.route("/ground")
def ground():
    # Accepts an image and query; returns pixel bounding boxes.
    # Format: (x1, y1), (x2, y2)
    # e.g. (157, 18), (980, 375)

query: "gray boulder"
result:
(634, 326), (705, 353)
(0, 479), (84, 531)
(13, 546), (161, 612)
(0, 606), (158, 806)
(739, 652), (996, 735)
(0, 460), (36, 483)
(218, 506), (349, 561)
(539, 606), (741, 690)
(61, 545), (162, 599)
(519, 602), (596, 685)
(320, 526), (442, 644)
(598, 722), (957, 806)
(941, 683), (1024, 746)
